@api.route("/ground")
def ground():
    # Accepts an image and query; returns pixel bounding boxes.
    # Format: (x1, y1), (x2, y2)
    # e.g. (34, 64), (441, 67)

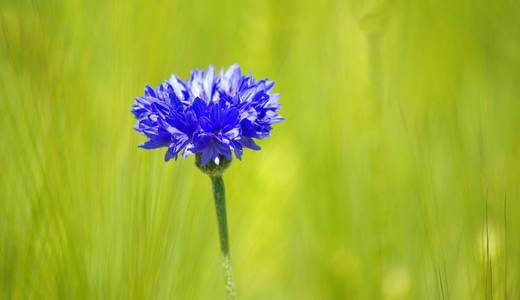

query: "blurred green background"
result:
(1, 0), (519, 299)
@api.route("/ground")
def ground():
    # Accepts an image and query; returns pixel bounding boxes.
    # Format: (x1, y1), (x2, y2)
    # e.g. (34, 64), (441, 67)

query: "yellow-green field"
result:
(1, 0), (519, 299)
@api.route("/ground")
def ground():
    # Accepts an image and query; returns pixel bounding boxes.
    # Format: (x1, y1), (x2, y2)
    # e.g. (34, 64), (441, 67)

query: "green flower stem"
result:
(210, 175), (237, 300)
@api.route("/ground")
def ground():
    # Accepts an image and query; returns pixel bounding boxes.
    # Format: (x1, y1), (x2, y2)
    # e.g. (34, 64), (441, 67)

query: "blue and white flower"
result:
(131, 64), (283, 165)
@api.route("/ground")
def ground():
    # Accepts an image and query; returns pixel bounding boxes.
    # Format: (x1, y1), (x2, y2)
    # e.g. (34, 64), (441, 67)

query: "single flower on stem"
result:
(131, 64), (283, 299)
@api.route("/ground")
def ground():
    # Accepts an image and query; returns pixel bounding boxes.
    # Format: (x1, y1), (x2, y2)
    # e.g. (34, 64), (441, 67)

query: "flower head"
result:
(131, 64), (283, 166)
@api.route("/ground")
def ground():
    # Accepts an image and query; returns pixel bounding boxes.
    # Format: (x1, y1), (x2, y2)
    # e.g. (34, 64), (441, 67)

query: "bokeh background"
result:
(1, 0), (519, 299)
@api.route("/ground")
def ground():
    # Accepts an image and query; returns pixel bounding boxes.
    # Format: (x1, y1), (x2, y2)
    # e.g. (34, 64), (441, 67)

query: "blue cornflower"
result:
(131, 64), (283, 166)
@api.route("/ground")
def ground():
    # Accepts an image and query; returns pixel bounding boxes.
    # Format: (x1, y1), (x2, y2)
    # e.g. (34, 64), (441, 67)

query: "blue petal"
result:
(145, 85), (156, 97)
(168, 75), (189, 101)
(192, 97), (207, 117)
(200, 147), (216, 166)
(215, 139), (232, 160)
(231, 140), (243, 159)
(164, 147), (177, 161)
(204, 65), (217, 101)
(140, 137), (170, 149)
(240, 137), (261, 150)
